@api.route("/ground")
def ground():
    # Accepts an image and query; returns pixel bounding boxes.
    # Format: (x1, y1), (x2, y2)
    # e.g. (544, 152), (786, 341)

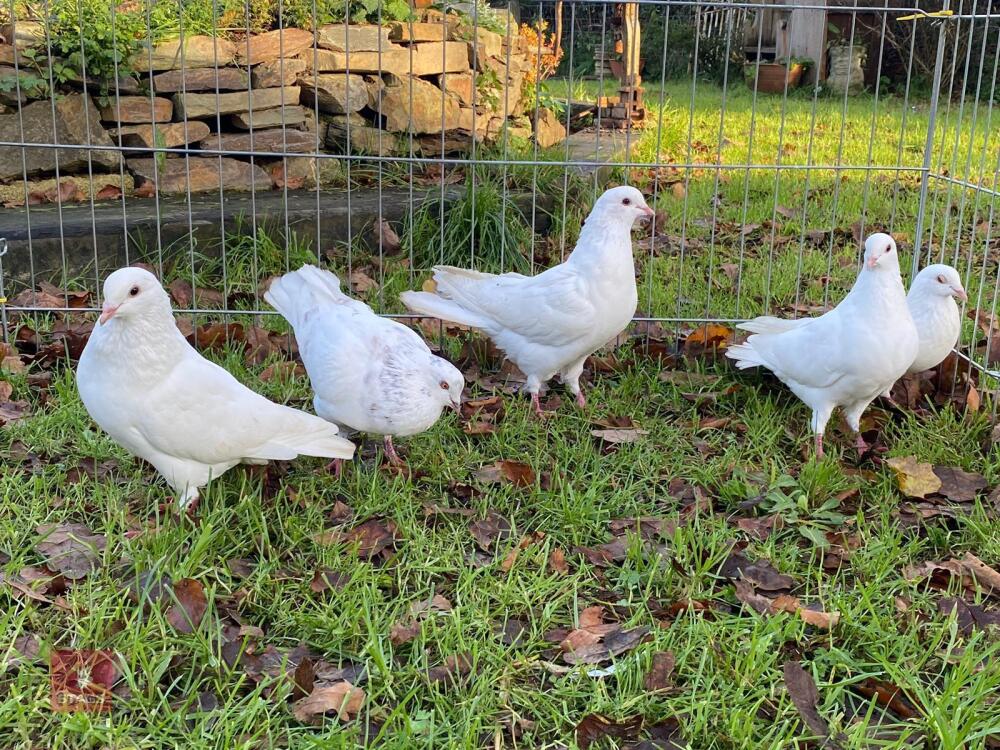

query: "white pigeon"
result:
(399, 185), (653, 416)
(77, 267), (355, 510)
(726, 233), (918, 457)
(264, 264), (464, 467)
(735, 262), (966, 395)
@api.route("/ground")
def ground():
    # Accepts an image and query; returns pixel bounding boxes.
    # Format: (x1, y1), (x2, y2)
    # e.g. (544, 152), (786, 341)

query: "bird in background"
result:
(265, 264), (464, 469)
(736, 262), (966, 398)
(726, 233), (918, 458)
(399, 185), (654, 417)
(77, 267), (355, 511)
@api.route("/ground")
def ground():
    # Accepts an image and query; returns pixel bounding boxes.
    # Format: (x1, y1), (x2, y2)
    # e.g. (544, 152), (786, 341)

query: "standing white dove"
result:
(734, 262), (966, 397)
(725, 233), (918, 457)
(400, 185), (653, 416)
(264, 264), (464, 468)
(77, 267), (355, 510)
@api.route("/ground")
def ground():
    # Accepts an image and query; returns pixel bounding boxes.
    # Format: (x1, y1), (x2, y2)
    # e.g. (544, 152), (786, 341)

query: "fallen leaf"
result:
(260, 361), (306, 382)
(468, 511), (511, 551)
(960, 552), (1000, 594)
(549, 547), (569, 575)
(933, 466), (987, 503)
(683, 324), (734, 354)
(771, 594), (840, 630)
(426, 652), (471, 685)
(721, 552), (794, 591)
(853, 677), (920, 720)
(312, 518), (398, 559)
(166, 578), (208, 634)
(575, 714), (643, 749)
(34, 523), (106, 580)
(562, 625), (649, 665)
(776, 205), (796, 220)
(886, 456), (942, 498)
(374, 218), (401, 254)
(292, 681), (364, 722)
(389, 620), (421, 646)
(590, 428), (649, 444)
(966, 384), (981, 412)
(349, 269), (378, 294)
(309, 568), (348, 594)
(474, 460), (535, 487)
(783, 662), (833, 741)
(937, 597), (1000, 634)
(644, 651), (676, 691)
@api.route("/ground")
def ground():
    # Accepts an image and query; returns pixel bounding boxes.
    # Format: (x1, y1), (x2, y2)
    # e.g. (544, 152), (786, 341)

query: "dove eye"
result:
(884, 245), (892, 253)
(622, 198), (631, 206)
(439, 381), (449, 390)
(937, 274), (947, 284)
(129, 286), (140, 297)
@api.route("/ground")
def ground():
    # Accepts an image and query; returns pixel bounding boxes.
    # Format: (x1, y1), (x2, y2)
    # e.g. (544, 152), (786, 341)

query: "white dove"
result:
(77, 267), (355, 510)
(399, 185), (653, 416)
(264, 264), (464, 468)
(726, 233), (918, 457)
(735, 262), (966, 394)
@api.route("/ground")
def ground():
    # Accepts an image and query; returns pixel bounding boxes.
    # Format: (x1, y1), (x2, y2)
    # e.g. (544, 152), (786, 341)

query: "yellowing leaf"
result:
(421, 278), (437, 293)
(886, 456), (942, 498)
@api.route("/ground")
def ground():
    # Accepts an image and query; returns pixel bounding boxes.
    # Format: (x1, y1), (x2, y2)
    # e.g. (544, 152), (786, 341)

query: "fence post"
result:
(0, 238), (7, 345)
(912, 0), (952, 278)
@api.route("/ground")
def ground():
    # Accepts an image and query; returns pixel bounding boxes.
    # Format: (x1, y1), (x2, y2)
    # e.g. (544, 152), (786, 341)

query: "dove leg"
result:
(326, 458), (344, 477)
(560, 357), (588, 409)
(843, 400), (872, 454)
(526, 375), (544, 417)
(383, 435), (404, 467)
(810, 404), (834, 459)
(177, 485), (200, 513)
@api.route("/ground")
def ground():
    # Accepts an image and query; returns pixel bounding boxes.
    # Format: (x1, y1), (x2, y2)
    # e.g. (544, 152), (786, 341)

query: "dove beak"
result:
(953, 286), (968, 302)
(641, 205), (655, 218)
(866, 256), (878, 270)
(99, 302), (119, 324)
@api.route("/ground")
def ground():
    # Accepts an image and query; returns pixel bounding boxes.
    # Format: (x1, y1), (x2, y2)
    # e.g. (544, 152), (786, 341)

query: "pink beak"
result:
(866, 256), (878, 270)
(641, 205), (655, 217)
(954, 286), (968, 302)
(99, 303), (119, 325)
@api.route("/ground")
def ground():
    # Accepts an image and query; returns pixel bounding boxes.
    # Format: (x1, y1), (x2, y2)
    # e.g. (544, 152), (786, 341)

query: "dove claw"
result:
(326, 458), (344, 478)
(854, 433), (870, 454)
(531, 392), (544, 418)
(383, 435), (405, 467)
(575, 391), (587, 409)
(815, 434), (824, 458)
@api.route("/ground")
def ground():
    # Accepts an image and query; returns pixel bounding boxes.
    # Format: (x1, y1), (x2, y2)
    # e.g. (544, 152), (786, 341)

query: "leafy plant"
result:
(759, 475), (849, 548)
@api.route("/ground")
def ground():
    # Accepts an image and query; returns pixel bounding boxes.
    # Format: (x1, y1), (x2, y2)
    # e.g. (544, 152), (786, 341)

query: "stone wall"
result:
(0, 11), (566, 198)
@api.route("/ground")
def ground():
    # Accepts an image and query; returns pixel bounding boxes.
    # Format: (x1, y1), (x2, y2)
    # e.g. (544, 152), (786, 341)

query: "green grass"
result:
(4, 81), (1000, 748)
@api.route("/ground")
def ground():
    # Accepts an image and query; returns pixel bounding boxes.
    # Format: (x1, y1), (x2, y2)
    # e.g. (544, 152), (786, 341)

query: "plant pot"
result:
(744, 62), (804, 93)
(827, 44), (866, 95)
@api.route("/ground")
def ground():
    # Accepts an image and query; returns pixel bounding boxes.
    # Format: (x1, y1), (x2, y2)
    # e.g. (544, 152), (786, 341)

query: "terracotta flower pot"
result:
(745, 62), (804, 94)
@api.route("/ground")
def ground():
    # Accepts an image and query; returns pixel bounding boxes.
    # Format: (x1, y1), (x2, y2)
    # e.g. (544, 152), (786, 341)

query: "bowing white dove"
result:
(77, 267), (355, 510)
(399, 185), (653, 416)
(264, 264), (464, 467)
(735, 262), (966, 395)
(725, 233), (918, 457)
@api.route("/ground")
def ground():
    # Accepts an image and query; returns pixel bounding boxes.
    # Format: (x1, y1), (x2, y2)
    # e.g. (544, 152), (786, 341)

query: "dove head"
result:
(99, 267), (171, 326)
(863, 233), (899, 272)
(590, 186), (654, 228)
(427, 356), (465, 413)
(911, 263), (967, 302)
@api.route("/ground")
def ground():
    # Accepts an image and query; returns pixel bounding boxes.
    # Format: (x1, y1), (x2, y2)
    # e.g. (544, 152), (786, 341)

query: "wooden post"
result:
(621, 2), (641, 88)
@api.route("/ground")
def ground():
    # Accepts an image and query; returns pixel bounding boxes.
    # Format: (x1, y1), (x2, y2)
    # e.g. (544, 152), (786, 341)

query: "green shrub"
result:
(47, 0), (146, 91)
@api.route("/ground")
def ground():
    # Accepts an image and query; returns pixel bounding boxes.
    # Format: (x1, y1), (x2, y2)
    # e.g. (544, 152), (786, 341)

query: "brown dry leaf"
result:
(733, 579), (773, 614)
(409, 594), (452, 617)
(0, 381), (12, 401)
(853, 678), (920, 720)
(575, 713), (643, 749)
(549, 547), (569, 575)
(966, 384), (981, 412)
(960, 552), (1000, 594)
(95, 184), (123, 200)
(644, 651), (676, 691)
(309, 568), (347, 594)
(683, 324), (734, 353)
(421, 277), (437, 293)
(775, 205), (797, 220)
(0, 399), (30, 425)
(468, 511), (511, 551)
(374, 218), (402, 254)
(562, 625), (650, 665)
(501, 533), (544, 573)
(260, 361), (306, 382)
(474, 460), (535, 487)
(349, 269), (378, 294)
(166, 578), (208, 634)
(590, 428), (649, 444)
(886, 456), (942, 498)
(427, 652), (472, 685)
(389, 620), (421, 646)
(292, 681), (364, 722)
(312, 518), (398, 559)
(783, 662), (832, 741)
(771, 594), (840, 630)
(34, 523), (106, 580)
(933, 466), (987, 503)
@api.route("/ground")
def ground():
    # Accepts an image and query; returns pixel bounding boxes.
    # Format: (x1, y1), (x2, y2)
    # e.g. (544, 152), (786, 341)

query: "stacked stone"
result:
(0, 12), (567, 198)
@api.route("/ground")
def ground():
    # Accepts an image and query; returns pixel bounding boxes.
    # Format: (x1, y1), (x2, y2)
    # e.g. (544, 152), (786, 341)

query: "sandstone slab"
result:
(438, 72), (474, 106)
(98, 96), (173, 124)
(253, 57), (307, 88)
(111, 121), (210, 148)
(231, 105), (310, 130)
(131, 36), (236, 72)
(315, 25), (392, 52)
(0, 21), (44, 49)
(237, 28), (315, 65)
(389, 22), (449, 42)
(128, 156), (271, 194)
(0, 173), (134, 204)
(533, 107), (566, 148)
(153, 67), (249, 93)
(325, 120), (398, 156)
(299, 73), (367, 114)
(303, 41), (469, 76)
(467, 29), (503, 70)
(0, 94), (122, 180)
(173, 86), (301, 119)
(376, 75), (460, 134)
(199, 128), (315, 154)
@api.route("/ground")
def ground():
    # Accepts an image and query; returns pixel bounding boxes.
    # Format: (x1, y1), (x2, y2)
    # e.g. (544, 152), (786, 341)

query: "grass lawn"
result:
(3, 82), (1000, 748)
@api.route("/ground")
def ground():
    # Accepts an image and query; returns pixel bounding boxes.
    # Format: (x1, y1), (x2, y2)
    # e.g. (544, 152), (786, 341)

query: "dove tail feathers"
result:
(399, 290), (492, 329)
(725, 342), (767, 370)
(249, 407), (355, 461)
(737, 316), (805, 335)
(265, 264), (347, 329)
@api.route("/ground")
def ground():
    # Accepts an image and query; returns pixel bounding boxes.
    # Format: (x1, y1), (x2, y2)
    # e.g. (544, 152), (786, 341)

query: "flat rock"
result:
(131, 36), (236, 72)
(173, 86), (301, 119)
(0, 173), (134, 204)
(153, 67), (249, 92)
(198, 128), (315, 154)
(231, 105), (310, 129)
(389, 22), (450, 42)
(468, 29), (503, 70)
(438, 72), (474, 106)
(325, 120), (398, 156)
(237, 28), (315, 65)
(315, 25), (392, 52)
(299, 73), (367, 114)
(533, 107), (566, 148)
(0, 21), (44, 48)
(98, 96), (173, 124)
(303, 41), (469, 77)
(0, 94), (122, 180)
(111, 121), (210, 148)
(128, 156), (271, 194)
(376, 75), (461, 134)
(253, 57), (307, 87)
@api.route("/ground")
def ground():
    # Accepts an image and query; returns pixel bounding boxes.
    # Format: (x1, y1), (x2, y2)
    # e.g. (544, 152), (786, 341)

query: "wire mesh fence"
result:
(0, 0), (997, 401)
